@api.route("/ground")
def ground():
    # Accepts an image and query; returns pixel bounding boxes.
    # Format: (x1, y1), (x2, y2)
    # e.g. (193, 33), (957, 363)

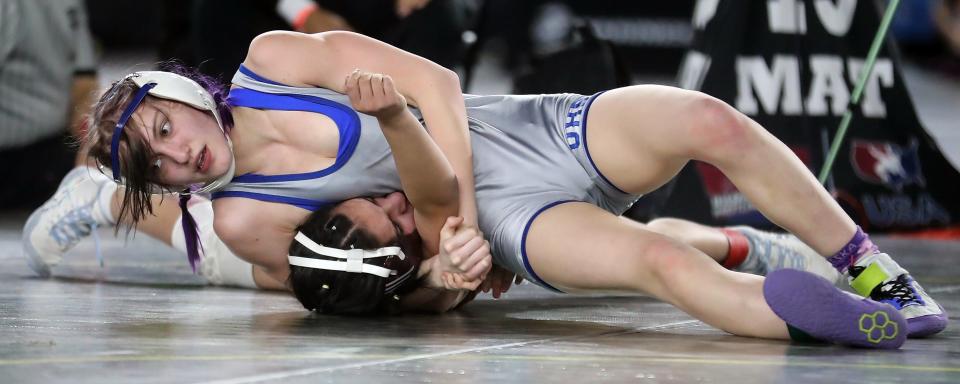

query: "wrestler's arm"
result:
(342, 69), (457, 255)
(241, 30), (479, 229)
(343, 70), (488, 312)
(211, 198), (302, 291)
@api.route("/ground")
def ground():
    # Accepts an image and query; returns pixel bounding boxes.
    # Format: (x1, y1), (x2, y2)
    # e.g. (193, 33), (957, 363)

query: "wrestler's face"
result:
(371, 191), (418, 236)
(334, 192), (418, 244)
(131, 98), (231, 188)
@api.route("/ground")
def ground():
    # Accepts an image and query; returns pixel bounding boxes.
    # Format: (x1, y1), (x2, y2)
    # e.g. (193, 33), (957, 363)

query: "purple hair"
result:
(157, 61), (238, 271)
(158, 61), (234, 133)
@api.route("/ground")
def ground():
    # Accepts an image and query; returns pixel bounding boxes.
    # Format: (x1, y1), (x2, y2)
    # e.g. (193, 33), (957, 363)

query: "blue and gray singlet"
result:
(215, 65), (640, 292)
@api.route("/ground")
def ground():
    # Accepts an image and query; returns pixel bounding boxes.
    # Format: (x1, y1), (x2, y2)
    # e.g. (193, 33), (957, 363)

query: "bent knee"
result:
(633, 236), (699, 289)
(685, 94), (759, 159)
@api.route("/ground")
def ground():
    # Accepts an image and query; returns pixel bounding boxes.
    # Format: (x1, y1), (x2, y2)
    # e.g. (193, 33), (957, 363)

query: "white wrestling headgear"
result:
(108, 71), (235, 195)
(288, 232), (408, 279)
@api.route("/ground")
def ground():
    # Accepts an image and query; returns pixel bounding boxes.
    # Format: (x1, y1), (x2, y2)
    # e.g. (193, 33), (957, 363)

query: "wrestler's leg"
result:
(584, 86), (853, 254)
(582, 86), (945, 336)
(23, 166), (279, 290)
(524, 202), (905, 348)
(645, 218), (840, 282)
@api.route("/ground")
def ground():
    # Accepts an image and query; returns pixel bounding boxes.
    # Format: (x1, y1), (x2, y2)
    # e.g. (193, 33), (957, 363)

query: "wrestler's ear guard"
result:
(106, 71), (237, 273)
(107, 71), (235, 195)
(288, 232), (415, 294)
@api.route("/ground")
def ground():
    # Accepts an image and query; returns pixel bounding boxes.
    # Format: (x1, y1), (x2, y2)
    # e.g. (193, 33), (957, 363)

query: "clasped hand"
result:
(344, 69), (408, 122)
(433, 216), (491, 291)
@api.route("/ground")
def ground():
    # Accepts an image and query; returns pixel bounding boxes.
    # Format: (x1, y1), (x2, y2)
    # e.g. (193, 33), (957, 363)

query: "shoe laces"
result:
(876, 275), (923, 308)
(850, 266), (921, 309)
(46, 189), (105, 267)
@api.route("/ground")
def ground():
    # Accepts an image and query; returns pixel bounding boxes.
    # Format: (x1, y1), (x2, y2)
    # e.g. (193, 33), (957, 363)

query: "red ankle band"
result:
(721, 228), (750, 269)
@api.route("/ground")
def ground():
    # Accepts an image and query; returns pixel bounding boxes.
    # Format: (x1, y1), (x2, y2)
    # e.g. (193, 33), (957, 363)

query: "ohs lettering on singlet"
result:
(564, 97), (586, 150)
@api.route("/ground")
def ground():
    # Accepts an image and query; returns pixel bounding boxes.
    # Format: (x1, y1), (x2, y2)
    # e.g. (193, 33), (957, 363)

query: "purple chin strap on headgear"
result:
(109, 72), (235, 272)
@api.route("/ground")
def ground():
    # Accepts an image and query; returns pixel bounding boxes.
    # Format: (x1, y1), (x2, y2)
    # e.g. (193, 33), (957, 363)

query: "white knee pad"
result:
(171, 200), (257, 289)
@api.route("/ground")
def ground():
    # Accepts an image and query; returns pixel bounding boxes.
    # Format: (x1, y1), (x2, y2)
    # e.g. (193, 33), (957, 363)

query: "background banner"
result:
(648, 0), (960, 232)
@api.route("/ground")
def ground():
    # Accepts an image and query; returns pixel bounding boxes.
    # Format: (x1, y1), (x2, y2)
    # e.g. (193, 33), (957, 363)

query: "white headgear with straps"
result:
(288, 232), (406, 278)
(107, 71), (235, 194)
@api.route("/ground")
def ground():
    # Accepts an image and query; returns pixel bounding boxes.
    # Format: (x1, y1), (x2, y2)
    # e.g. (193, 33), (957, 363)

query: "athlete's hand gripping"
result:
(433, 216), (492, 291)
(344, 69), (409, 122)
(479, 265), (524, 299)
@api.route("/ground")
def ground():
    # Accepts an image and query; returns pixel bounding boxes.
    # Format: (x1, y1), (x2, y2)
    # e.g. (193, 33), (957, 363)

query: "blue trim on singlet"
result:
(520, 200), (578, 293)
(211, 190), (332, 211)
(237, 64), (287, 86)
(226, 88), (362, 182)
(580, 91), (630, 195)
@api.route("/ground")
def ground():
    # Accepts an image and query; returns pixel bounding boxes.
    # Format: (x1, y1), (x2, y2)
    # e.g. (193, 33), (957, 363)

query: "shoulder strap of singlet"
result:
(225, 67), (362, 183)
(211, 190), (333, 211)
(237, 64), (286, 86)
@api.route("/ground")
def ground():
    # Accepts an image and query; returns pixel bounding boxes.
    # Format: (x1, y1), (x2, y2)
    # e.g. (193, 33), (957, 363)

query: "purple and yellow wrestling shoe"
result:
(764, 269), (906, 349)
(846, 252), (948, 338)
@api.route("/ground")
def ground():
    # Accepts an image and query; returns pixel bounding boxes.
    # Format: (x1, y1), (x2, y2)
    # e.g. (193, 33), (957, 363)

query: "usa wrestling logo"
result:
(850, 139), (925, 191)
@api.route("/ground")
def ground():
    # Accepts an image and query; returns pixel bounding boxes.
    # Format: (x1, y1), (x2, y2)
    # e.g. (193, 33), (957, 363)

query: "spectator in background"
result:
(189, 0), (467, 82)
(282, 0), (467, 69)
(891, 0), (960, 76)
(935, 0), (960, 57)
(189, 0), (290, 82)
(0, 0), (99, 210)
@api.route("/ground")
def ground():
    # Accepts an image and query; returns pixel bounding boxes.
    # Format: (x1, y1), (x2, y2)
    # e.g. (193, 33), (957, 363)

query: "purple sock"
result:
(826, 226), (878, 272)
